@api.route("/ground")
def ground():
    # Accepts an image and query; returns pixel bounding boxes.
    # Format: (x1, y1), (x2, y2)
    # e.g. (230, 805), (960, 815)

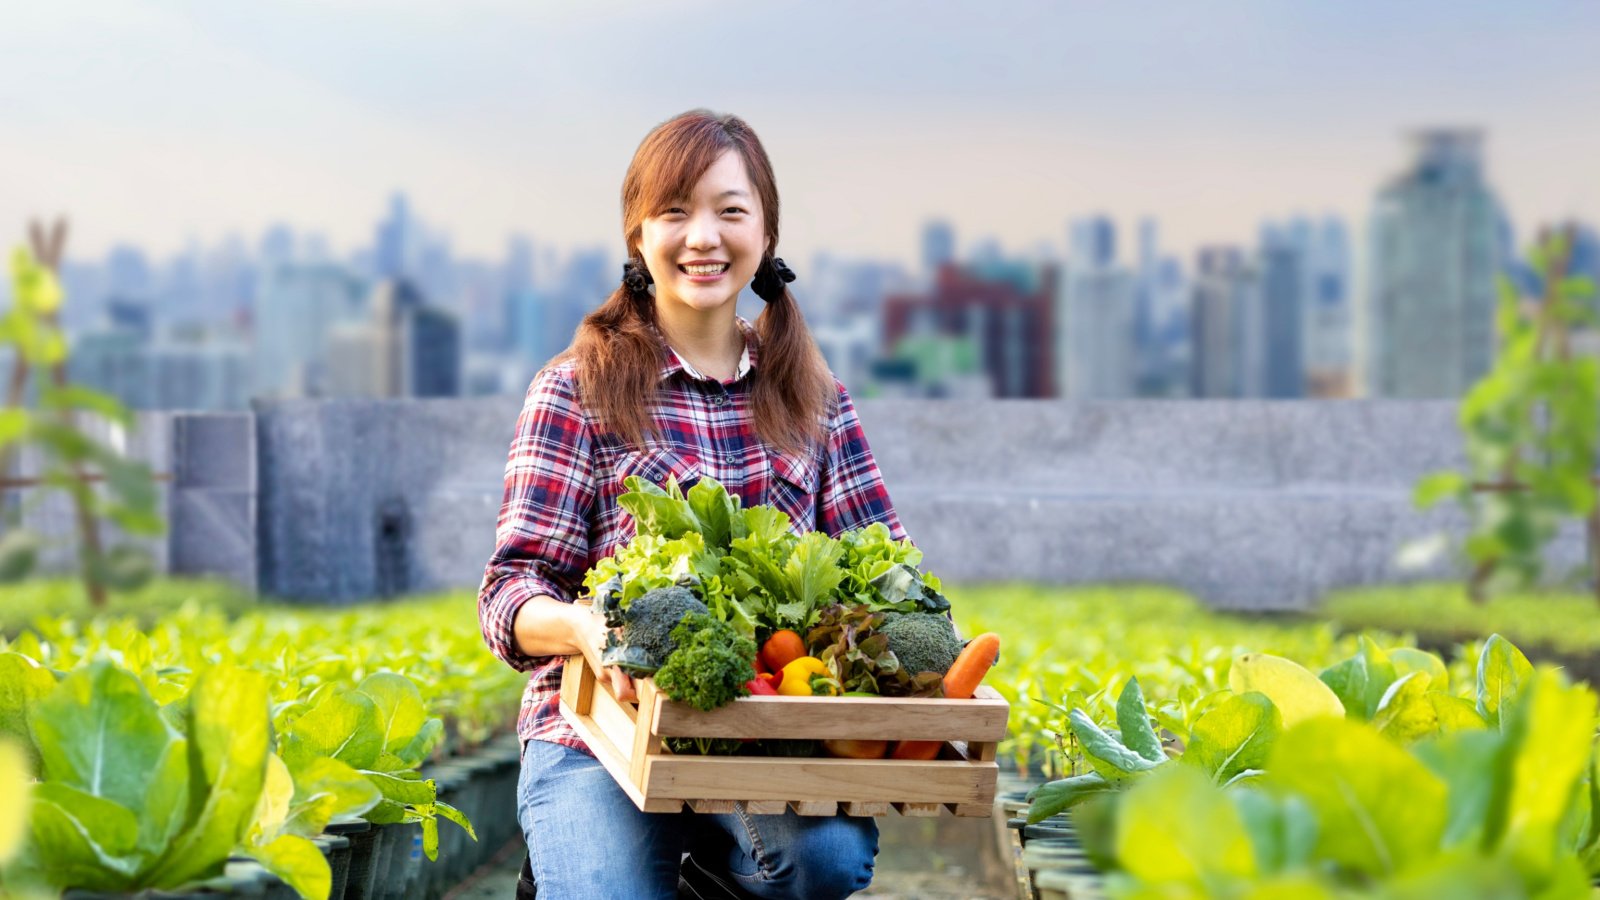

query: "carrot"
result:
(942, 632), (1001, 699)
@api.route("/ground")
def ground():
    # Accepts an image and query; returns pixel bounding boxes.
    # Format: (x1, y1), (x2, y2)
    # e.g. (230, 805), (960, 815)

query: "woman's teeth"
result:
(682, 264), (728, 275)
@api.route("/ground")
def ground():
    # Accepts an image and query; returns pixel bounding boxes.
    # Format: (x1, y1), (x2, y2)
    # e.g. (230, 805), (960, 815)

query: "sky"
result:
(2, 0), (1597, 270)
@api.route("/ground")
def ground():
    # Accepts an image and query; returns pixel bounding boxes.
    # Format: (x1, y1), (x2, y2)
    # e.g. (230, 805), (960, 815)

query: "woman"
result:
(477, 109), (910, 899)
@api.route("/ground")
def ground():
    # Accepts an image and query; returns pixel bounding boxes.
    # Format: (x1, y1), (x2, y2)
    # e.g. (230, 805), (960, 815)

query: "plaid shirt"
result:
(477, 317), (910, 754)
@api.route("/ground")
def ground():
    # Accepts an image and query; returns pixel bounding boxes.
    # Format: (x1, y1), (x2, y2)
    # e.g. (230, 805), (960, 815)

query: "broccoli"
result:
(600, 586), (708, 675)
(879, 612), (964, 677)
(654, 612), (757, 712)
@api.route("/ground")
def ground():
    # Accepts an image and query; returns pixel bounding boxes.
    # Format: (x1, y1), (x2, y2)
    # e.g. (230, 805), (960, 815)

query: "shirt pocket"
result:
(613, 445), (702, 494)
(766, 447), (821, 532)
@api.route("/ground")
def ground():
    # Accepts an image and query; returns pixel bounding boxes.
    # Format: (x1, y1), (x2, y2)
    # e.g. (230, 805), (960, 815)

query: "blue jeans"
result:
(517, 739), (879, 899)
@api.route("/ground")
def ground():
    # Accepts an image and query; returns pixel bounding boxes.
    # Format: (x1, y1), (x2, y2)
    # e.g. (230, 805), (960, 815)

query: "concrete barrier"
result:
(9, 398), (1585, 610)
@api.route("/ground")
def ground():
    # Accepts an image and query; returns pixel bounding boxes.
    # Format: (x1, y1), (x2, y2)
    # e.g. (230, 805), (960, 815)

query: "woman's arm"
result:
(512, 593), (636, 700)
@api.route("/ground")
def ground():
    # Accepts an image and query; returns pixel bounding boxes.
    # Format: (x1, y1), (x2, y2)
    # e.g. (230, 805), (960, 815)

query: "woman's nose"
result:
(685, 212), (722, 250)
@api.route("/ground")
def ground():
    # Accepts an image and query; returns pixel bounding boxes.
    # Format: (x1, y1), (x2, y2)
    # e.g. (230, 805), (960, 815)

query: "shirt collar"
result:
(655, 316), (759, 384)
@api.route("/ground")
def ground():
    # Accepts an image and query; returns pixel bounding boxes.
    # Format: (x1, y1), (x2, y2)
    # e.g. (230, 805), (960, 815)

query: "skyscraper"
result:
(253, 263), (368, 397)
(1258, 225), (1305, 398)
(1191, 247), (1262, 398)
(1367, 130), (1503, 397)
(1059, 216), (1134, 399)
(920, 221), (956, 278)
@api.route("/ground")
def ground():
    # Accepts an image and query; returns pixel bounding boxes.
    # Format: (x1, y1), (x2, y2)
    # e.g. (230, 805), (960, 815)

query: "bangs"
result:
(629, 117), (734, 216)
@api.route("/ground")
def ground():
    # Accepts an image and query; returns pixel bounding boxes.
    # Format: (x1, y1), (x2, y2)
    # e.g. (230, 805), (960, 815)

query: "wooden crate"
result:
(558, 652), (1009, 817)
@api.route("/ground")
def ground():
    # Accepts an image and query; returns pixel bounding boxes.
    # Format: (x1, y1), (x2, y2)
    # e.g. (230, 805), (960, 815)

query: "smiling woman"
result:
(476, 109), (912, 899)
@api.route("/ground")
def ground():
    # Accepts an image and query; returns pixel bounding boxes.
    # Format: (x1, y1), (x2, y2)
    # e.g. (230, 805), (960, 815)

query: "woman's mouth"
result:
(679, 263), (729, 281)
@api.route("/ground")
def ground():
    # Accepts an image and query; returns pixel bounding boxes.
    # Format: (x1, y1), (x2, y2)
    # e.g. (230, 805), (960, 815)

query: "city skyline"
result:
(2, 2), (1596, 269)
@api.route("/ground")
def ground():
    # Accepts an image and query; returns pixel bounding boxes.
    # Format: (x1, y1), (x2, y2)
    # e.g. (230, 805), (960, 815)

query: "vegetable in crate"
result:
(806, 604), (943, 697)
(600, 586), (708, 676)
(654, 612), (758, 711)
(878, 611), (964, 677)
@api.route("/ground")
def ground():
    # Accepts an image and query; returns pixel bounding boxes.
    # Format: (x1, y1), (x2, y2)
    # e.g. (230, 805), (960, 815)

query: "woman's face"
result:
(637, 149), (770, 317)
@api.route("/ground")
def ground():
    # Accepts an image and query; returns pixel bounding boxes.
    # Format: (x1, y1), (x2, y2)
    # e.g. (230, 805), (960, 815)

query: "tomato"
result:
(889, 740), (942, 761)
(760, 630), (807, 674)
(744, 676), (779, 696)
(822, 739), (890, 759)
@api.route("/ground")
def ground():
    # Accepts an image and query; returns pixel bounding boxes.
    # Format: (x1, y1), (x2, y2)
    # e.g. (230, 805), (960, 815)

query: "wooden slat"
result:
(894, 802), (945, 817)
(588, 674), (639, 766)
(653, 691), (1009, 741)
(740, 800), (789, 815)
(560, 654), (597, 716)
(948, 740), (998, 763)
(629, 680), (663, 787)
(689, 799), (738, 814)
(558, 700), (650, 810)
(842, 801), (892, 817)
(790, 801), (837, 816)
(644, 756), (996, 805)
(950, 803), (991, 817)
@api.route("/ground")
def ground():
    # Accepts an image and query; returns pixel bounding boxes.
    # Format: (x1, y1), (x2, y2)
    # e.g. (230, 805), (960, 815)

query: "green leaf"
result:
(1232, 789), (1318, 874)
(1067, 709), (1164, 782)
(0, 408), (29, 445)
(1413, 729), (1507, 848)
(1113, 764), (1256, 884)
(1230, 652), (1344, 727)
(617, 475), (700, 538)
(246, 834), (331, 900)
(1180, 692), (1280, 785)
(1389, 648), (1450, 693)
(28, 661), (176, 813)
(1267, 717), (1448, 876)
(422, 814), (439, 861)
(146, 665), (271, 889)
(783, 531), (845, 623)
(356, 673), (428, 755)
(1476, 634), (1533, 729)
(280, 688), (383, 771)
(283, 756), (382, 837)
(1415, 471), (1468, 508)
(0, 739), (30, 864)
(0, 528), (41, 582)
(390, 718), (444, 770)
(1491, 669), (1597, 876)
(434, 799), (477, 841)
(363, 770), (437, 806)
(1115, 678), (1165, 763)
(365, 797), (409, 825)
(0, 652), (55, 762)
(39, 384), (134, 428)
(250, 752), (295, 841)
(1428, 693), (1487, 733)
(686, 479), (738, 550)
(1371, 672), (1438, 743)
(26, 787), (145, 891)
(1024, 772), (1115, 823)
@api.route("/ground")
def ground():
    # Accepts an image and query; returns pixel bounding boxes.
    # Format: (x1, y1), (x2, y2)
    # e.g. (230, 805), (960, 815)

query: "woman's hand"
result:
(571, 603), (637, 702)
(511, 594), (636, 701)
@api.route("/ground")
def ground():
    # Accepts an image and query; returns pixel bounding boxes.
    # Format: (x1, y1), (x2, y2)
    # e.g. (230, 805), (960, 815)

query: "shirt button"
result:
(724, 452), (738, 465)
(711, 396), (726, 407)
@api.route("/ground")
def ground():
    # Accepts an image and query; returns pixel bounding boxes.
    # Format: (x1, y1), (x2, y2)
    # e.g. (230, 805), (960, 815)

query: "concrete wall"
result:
(11, 399), (1585, 610)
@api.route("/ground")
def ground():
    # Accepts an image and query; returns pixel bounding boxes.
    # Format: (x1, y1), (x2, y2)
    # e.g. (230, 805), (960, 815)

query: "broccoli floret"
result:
(600, 586), (708, 675)
(879, 612), (964, 677)
(654, 612), (757, 712)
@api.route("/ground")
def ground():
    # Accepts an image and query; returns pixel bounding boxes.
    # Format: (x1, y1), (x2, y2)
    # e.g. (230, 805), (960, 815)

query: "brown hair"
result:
(555, 109), (835, 455)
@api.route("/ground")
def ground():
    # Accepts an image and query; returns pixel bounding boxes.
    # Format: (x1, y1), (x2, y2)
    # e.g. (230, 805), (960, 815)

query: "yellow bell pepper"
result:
(778, 656), (841, 696)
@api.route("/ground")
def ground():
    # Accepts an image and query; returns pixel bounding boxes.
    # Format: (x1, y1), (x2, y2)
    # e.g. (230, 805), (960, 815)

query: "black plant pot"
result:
(315, 833), (352, 900)
(333, 819), (380, 900)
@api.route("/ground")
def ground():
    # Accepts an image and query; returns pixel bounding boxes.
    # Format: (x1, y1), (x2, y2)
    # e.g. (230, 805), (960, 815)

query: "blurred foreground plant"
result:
(1415, 225), (1600, 603)
(1, 223), (164, 605)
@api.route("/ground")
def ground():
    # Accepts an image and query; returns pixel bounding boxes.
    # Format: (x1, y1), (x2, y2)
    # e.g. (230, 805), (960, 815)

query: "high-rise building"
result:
(1306, 216), (1354, 397)
(328, 279), (461, 398)
(1191, 247), (1263, 398)
(1059, 216), (1135, 399)
(1367, 130), (1504, 397)
(253, 263), (368, 397)
(1258, 225), (1305, 398)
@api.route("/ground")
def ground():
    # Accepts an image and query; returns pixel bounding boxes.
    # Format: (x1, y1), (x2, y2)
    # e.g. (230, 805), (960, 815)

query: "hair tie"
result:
(621, 259), (653, 296)
(751, 257), (796, 302)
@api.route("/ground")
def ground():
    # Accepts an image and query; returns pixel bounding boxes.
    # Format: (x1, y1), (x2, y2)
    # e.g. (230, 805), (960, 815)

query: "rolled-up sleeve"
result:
(478, 368), (596, 672)
(815, 379), (910, 543)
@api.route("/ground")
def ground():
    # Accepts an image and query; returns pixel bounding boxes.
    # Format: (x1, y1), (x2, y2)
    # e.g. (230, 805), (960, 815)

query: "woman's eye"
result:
(723, 207), (746, 215)
(665, 207), (686, 215)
